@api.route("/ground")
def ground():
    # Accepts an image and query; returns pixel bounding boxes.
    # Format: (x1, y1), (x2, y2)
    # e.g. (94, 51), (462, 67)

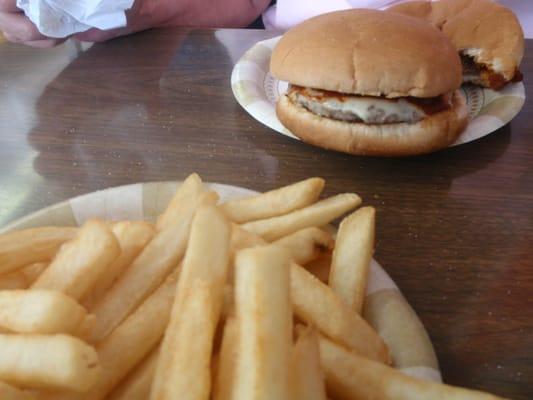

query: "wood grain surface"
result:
(0, 28), (531, 399)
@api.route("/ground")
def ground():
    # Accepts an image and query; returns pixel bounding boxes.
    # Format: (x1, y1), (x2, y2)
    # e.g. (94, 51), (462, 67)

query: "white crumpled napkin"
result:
(16, 0), (134, 38)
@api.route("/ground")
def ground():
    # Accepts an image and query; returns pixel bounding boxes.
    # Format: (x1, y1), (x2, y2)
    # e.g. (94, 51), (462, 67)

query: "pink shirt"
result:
(262, 0), (532, 38)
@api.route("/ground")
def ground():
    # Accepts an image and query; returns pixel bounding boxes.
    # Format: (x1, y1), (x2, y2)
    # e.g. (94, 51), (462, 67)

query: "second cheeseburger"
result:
(271, 9), (468, 156)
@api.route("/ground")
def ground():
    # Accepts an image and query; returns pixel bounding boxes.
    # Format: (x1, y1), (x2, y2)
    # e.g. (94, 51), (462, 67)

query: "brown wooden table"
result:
(0, 28), (531, 399)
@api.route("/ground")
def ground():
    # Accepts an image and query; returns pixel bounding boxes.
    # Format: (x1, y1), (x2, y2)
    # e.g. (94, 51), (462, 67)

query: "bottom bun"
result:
(276, 90), (468, 156)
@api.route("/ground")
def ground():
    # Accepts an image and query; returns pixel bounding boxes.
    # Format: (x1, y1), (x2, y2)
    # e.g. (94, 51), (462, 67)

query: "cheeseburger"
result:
(271, 9), (468, 157)
(389, 0), (524, 90)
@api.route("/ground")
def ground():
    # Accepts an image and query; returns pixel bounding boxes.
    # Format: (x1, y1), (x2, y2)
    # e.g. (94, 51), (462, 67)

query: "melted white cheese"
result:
(289, 87), (428, 124)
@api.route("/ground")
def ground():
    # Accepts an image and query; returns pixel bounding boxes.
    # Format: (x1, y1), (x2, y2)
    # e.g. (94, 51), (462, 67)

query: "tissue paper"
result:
(17, 0), (134, 38)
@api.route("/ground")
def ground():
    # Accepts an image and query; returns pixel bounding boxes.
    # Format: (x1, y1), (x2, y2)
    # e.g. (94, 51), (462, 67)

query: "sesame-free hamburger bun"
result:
(389, 0), (524, 89)
(270, 9), (468, 156)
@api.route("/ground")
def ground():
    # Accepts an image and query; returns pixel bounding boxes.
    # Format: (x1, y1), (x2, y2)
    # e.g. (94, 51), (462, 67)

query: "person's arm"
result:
(76, 0), (271, 42)
(0, 0), (271, 46)
(0, 0), (65, 47)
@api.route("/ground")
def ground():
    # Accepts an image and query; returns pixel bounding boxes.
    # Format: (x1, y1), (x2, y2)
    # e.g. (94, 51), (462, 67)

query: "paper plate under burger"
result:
(231, 12), (525, 156)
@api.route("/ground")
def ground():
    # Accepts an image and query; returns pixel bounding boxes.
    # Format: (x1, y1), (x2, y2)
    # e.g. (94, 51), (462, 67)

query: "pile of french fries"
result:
(0, 174), (503, 400)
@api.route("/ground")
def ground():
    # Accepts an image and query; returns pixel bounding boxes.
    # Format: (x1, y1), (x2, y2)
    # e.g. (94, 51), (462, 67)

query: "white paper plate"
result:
(1, 181), (442, 382)
(232, 36), (526, 148)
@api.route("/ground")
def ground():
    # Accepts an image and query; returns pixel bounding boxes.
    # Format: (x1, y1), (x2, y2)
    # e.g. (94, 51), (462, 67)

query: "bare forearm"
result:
(1, 0), (271, 46)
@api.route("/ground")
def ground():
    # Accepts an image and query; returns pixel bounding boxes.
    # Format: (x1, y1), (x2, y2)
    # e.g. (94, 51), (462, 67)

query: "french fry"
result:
(230, 224), (265, 252)
(0, 334), (100, 392)
(213, 317), (238, 400)
(219, 225), (388, 364)
(108, 346), (160, 400)
(0, 262), (46, 290)
(172, 205), (231, 309)
(0, 290), (88, 334)
(65, 269), (181, 400)
(0, 381), (36, 400)
(318, 335), (503, 400)
(242, 193), (361, 241)
(329, 207), (375, 313)
(31, 220), (120, 301)
(20, 262), (48, 283)
(88, 192), (217, 343)
(273, 227), (334, 265)
(0, 262), (48, 290)
(291, 262), (390, 364)
(81, 221), (155, 308)
(151, 205), (231, 400)
(232, 245), (292, 400)
(220, 178), (325, 223)
(150, 281), (218, 400)
(156, 173), (204, 231)
(0, 227), (77, 274)
(74, 314), (97, 341)
(227, 224), (266, 284)
(290, 327), (327, 400)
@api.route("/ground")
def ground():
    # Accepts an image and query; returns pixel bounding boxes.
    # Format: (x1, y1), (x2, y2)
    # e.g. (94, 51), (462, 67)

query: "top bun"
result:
(389, 0), (524, 80)
(270, 9), (462, 98)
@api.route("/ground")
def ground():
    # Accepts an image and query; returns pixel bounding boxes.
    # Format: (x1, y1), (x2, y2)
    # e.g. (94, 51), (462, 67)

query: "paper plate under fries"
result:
(1, 181), (442, 382)
(232, 36), (526, 148)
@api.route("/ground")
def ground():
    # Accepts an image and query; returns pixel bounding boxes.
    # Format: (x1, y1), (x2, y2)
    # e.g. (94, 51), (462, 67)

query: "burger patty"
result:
(461, 54), (523, 90)
(287, 85), (452, 124)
